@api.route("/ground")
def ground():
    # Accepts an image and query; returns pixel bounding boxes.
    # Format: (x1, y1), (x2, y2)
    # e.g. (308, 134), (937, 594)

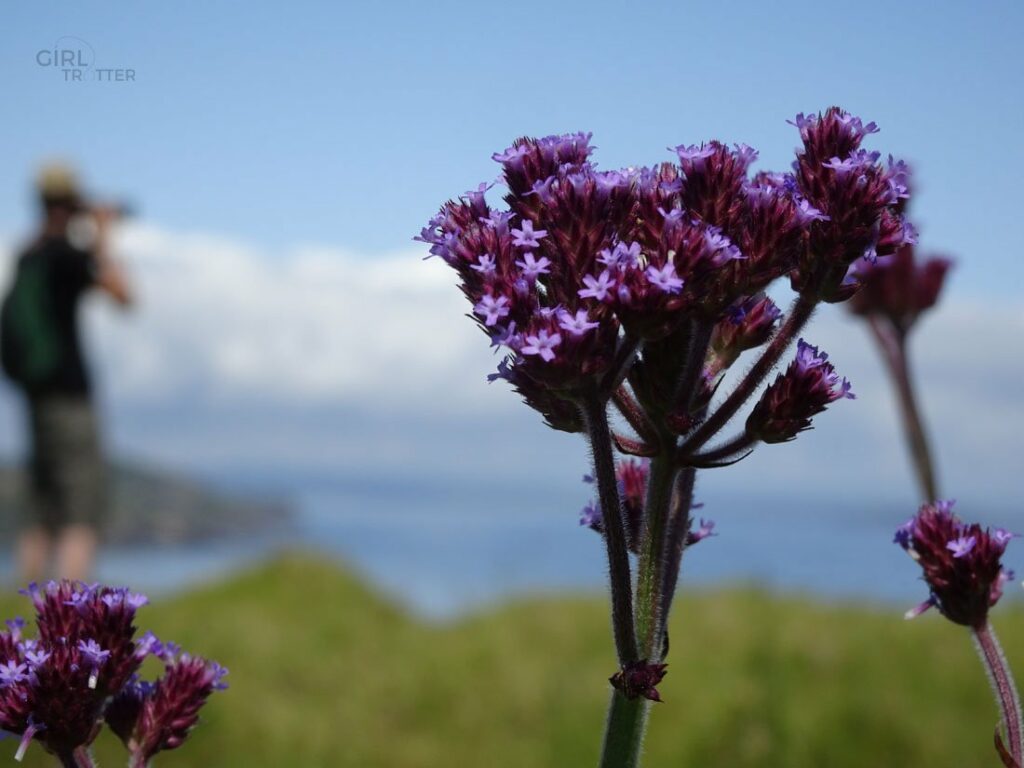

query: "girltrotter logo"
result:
(36, 37), (135, 82)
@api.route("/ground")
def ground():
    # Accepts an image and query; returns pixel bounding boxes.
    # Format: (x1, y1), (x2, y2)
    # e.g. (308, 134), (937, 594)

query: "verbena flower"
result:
(746, 339), (854, 443)
(847, 244), (952, 332)
(708, 294), (782, 374)
(788, 108), (915, 300)
(0, 581), (226, 763)
(107, 647), (228, 762)
(896, 500), (1017, 627)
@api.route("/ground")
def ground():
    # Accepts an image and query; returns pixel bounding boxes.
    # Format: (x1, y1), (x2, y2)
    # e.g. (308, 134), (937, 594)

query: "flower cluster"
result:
(848, 244), (952, 332)
(418, 109), (904, 431)
(895, 501), (1017, 627)
(745, 339), (854, 443)
(789, 109), (916, 300)
(0, 581), (226, 764)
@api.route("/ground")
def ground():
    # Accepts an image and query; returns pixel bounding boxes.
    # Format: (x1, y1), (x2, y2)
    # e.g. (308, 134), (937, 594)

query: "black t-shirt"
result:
(17, 235), (97, 396)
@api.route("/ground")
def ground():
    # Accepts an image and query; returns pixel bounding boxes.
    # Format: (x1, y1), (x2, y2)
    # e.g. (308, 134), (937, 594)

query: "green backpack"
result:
(1, 250), (61, 388)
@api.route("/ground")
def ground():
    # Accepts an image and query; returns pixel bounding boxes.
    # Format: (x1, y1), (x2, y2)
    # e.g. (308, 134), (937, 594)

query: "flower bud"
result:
(746, 339), (853, 443)
(895, 500), (1017, 627)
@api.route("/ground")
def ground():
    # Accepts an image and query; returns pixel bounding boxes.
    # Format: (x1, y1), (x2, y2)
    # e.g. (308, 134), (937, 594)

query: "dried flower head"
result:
(609, 660), (669, 702)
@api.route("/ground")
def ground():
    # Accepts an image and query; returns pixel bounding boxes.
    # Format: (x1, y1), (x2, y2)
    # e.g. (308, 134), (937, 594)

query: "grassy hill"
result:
(3, 555), (1021, 767)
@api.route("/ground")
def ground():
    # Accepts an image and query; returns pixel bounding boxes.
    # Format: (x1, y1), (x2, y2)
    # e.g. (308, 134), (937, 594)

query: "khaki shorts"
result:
(25, 395), (107, 533)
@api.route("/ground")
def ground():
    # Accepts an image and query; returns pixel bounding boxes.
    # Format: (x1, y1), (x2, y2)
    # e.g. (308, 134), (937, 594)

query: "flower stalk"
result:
(581, 395), (639, 666)
(422, 110), (910, 767)
(867, 316), (938, 500)
(973, 623), (1024, 767)
(679, 292), (817, 455)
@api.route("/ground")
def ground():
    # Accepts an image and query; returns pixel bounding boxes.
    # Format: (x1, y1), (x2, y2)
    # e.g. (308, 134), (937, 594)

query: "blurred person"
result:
(1, 162), (133, 581)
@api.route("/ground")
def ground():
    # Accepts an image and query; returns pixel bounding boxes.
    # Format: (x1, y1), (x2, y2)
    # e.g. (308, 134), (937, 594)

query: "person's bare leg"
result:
(55, 524), (98, 581)
(17, 525), (52, 583)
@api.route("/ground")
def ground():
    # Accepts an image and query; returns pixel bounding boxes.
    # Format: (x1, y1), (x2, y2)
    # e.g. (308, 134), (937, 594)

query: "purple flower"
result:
(847, 245), (952, 331)
(470, 253), (497, 276)
(516, 252), (551, 280)
(794, 198), (829, 225)
(520, 330), (562, 362)
(746, 339), (853, 444)
(897, 500), (1015, 626)
(733, 143), (759, 168)
(671, 143), (715, 167)
(578, 271), (616, 301)
(511, 219), (548, 248)
(993, 529), (1019, 547)
(473, 293), (511, 326)
(822, 155), (863, 178)
(492, 143), (530, 164)
(78, 638), (111, 689)
(598, 241), (642, 270)
(645, 263), (684, 294)
(24, 649), (51, 669)
(0, 660), (28, 687)
(947, 536), (977, 559)
(893, 518), (914, 549)
(120, 656), (229, 762)
(4, 618), (25, 641)
(557, 309), (600, 337)
(579, 501), (601, 529)
(686, 518), (717, 546)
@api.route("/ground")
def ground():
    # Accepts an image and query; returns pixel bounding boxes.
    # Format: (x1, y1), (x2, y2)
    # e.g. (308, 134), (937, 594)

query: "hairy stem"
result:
(658, 468), (697, 629)
(686, 431), (758, 467)
(633, 453), (677, 659)
(973, 623), (1024, 766)
(612, 386), (659, 446)
(679, 293), (816, 453)
(867, 316), (939, 501)
(672, 319), (714, 416)
(580, 395), (639, 665)
(598, 689), (649, 768)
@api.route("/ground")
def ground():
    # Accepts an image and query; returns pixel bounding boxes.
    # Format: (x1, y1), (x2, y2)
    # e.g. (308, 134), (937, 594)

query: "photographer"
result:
(1, 163), (133, 581)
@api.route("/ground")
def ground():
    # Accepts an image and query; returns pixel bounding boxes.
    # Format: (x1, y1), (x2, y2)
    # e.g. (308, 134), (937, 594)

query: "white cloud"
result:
(87, 225), (507, 410)
(1, 223), (1022, 510)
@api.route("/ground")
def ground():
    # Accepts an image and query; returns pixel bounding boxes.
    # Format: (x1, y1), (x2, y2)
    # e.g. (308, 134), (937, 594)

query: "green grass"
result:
(4, 554), (1022, 767)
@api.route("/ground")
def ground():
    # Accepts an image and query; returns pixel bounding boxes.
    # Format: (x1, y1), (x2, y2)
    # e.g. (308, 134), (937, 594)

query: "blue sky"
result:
(0, 1), (1022, 520)
(1, 1), (1023, 296)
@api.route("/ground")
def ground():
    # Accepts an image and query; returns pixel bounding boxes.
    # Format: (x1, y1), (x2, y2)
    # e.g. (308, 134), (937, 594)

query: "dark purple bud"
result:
(609, 660), (669, 702)
(897, 500), (1016, 627)
(847, 245), (953, 332)
(135, 655), (228, 761)
(709, 294), (781, 372)
(746, 339), (854, 443)
(675, 141), (750, 233)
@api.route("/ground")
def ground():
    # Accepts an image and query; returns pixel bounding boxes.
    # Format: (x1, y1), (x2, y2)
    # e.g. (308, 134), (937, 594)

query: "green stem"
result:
(633, 453), (676, 659)
(598, 690), (649, 768)
(580, 395), (639, 665)
(867, 316), (939, 501)
(658, 468), (697, 628)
